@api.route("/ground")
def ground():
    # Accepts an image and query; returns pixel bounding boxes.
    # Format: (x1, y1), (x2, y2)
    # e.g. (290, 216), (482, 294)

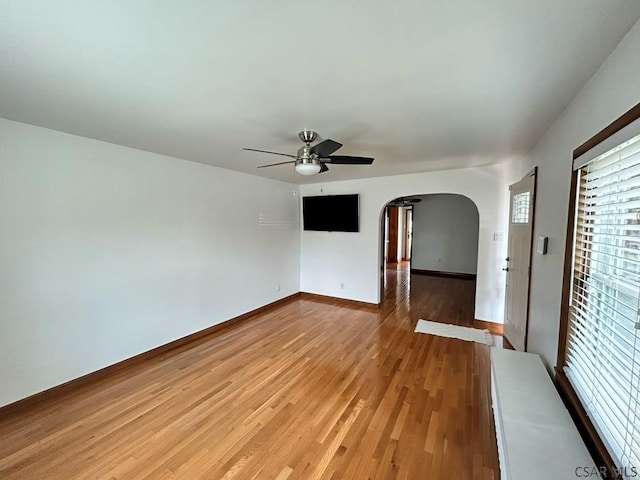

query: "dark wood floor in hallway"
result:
(0, 264), (500, 479)
(384, 263), (477, 326)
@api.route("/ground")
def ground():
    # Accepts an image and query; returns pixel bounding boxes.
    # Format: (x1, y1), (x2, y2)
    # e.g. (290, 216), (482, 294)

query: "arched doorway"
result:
(381, 194), (480, 324)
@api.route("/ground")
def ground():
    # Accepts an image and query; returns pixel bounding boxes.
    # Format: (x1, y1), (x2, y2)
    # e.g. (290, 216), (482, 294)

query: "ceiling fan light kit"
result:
(244, 130), (374, 176)
(295, 161), (322, 175)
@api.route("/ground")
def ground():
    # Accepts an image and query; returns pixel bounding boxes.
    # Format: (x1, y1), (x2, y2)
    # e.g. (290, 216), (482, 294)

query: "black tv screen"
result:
(303, 194), (359, 232)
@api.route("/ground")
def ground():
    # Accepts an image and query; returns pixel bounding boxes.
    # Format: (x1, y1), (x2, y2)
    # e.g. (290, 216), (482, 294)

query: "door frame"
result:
(402, 207), (412, 262)
(386, 206), (399, 264)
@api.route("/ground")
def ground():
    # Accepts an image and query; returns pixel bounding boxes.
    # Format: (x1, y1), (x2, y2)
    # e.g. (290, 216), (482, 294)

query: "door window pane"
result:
(511, 191), (530, 224)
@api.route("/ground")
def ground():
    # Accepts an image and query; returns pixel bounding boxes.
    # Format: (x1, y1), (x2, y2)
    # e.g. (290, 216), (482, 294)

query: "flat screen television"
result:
(303, 194), (359, 232)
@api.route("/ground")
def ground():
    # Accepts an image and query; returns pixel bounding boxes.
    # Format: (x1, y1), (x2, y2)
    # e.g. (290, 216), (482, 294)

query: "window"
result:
(511, 191), (531, 224)
(559, 105), (640, 475)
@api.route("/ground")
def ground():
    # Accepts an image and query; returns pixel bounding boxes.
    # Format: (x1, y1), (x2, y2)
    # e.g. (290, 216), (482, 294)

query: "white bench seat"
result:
(491, 348), (595, 480)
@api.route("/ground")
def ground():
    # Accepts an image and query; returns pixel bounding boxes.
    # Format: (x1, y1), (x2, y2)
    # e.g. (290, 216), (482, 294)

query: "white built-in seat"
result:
(491, 348), (595, 480)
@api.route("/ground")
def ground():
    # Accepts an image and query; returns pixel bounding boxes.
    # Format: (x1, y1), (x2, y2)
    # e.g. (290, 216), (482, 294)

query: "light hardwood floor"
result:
(0, 264), (500, 479)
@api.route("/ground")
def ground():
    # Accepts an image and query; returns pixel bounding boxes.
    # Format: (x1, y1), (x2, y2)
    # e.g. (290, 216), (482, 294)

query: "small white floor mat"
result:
(414, 319), (493, 346)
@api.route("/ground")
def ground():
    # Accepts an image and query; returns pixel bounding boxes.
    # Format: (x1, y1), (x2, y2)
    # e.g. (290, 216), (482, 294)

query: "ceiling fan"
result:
(243, 130), (374, 175)
(389, 197), (422, 207)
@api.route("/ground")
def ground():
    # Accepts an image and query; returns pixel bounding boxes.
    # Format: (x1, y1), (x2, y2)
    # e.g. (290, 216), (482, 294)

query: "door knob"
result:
(502, 267), (509, 272)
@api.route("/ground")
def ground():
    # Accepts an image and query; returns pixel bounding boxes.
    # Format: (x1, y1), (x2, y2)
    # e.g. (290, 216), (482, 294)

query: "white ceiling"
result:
(2, 1), (639, 184)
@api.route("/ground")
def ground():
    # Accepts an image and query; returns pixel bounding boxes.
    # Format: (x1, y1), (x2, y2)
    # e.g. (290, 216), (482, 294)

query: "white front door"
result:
(503, 170), (536, 351)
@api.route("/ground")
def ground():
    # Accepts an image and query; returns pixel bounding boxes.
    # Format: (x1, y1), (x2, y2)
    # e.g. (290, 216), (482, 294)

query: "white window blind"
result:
(566, 129), (640, 471)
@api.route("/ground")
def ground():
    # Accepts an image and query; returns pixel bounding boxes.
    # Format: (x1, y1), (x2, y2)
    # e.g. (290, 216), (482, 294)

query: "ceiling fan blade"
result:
(310, 139), (342, 157)
(243, 148), (297, 159)
(325, 156), (374, 165)
(257, 160), (297, 168)
(319, 163), (329, 173)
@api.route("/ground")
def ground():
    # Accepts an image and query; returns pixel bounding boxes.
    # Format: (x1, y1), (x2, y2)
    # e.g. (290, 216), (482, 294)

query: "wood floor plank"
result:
(0, 263), (499, 479)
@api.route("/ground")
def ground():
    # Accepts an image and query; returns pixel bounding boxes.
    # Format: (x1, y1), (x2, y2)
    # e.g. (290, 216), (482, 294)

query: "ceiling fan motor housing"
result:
(296, 142), (321, 175)
(297, 145), (315, 162)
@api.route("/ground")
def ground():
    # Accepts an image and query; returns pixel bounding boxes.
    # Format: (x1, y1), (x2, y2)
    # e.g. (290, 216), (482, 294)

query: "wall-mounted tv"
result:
(303, 194), (359, 232)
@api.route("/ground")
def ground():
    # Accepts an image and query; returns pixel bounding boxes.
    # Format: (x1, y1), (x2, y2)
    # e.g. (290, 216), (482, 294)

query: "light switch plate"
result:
(537, 236), (548, 255)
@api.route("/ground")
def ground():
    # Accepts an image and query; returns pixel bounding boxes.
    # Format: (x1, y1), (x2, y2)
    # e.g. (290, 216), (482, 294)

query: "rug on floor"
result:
(414, 319), (493, 346)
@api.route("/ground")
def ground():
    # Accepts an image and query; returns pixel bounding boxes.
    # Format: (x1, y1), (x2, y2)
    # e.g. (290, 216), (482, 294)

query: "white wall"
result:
(0, 119), (300, 407)
(524, 19), (640, 369)
(300, 162), (522, 322)
(411, 194), (479, 275)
